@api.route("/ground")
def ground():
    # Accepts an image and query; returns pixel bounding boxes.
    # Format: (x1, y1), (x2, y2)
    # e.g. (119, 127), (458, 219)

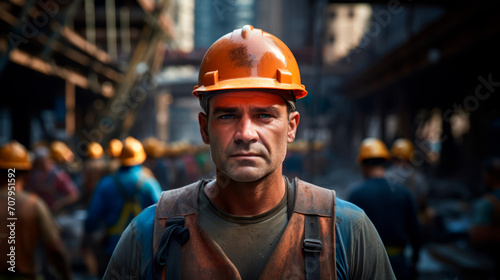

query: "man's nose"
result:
(234, 117), (258, 144)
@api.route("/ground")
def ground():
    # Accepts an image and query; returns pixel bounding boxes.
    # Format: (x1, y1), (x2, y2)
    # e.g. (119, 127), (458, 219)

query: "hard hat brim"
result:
(120, 153), (146, 167)
(0, 161), (31, 170)
(193, 77), (307, 99)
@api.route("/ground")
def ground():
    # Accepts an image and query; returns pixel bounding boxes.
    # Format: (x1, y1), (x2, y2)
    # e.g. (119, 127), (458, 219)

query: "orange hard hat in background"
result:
(357, 138), (391, 163)
(87, 142), (104, 159)
(0, 141), (32, 170)
(192, 25), (307, 100)
(120, 137), (146, 166)
(142, 137), (165, 159)
(391, 138), (415, 161)
(107, 139), (123, 158)
(50, 141), (75, 163)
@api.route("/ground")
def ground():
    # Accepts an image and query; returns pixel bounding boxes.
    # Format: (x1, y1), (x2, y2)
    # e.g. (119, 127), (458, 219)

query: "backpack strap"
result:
(295, 179), (337, 280)
(106, 175), (144, 235)
(304, 215), (321, 280)
(153, 216), (190, 280)
(153, 181), (201, 279)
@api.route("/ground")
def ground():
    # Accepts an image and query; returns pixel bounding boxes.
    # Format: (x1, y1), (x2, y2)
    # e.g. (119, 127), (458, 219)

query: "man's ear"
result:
(199, 112), (210, 144)
(287, 111), (300, 143)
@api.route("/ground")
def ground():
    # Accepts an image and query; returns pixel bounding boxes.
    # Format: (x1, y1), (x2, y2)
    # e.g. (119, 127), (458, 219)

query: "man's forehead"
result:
(209, 91), (288, 108)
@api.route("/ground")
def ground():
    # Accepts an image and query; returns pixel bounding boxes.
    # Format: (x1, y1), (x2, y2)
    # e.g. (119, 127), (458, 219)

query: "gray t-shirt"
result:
(104, 179), (396, 280)
(199, 182), (288, 280)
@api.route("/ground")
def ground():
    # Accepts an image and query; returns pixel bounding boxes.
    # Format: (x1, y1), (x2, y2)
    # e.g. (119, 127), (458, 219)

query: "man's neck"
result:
(363, 166), (386, 179)
(205, 169), (286, 216)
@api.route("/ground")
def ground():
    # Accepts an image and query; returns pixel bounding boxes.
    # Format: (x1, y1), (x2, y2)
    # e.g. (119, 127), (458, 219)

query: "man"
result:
(84, 136), (162, 277)
(386, 138), (430, 214)
(105, 25), (394, 279)
(348, 138), (421, 280)
(0, 141), (72, 279)
(142, 137), (171, 191)
(81, 141), (107, 206)
(106, 138), (123, 174)
(469, 156), (500, 279)
(27, 145), (79, 213)
(386, 138), (436, 239)
(49, 140), (83, 190)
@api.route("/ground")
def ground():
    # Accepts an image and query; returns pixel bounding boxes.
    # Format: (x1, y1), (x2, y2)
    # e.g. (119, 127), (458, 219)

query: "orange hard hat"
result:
(87, 142), (104, 159)
(106, 139), (123, 158)
(50, 141), (74, 163)
(357, 138), (391, 163)
(0, 141), (31, 170)
(142, 137), (165, 158)
(391, 138), (415, 161)
(192, 25), (307, 99)
(120, 137), (146, 166)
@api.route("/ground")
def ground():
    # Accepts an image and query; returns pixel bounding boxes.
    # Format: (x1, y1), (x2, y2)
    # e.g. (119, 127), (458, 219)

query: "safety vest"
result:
(152, 179), (337, 280)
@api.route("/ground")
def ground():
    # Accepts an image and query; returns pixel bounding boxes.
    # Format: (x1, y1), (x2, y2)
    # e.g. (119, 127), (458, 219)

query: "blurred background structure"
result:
(1, 0), (500, 279)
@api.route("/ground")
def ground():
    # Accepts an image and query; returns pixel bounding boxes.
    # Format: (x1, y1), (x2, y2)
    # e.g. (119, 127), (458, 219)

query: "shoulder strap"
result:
(153, 216), (190, 280)
(107, 175), (144, 235)
(304, 215), (321, 280)
(295, 179), (336, 217)
(296, 180), (336, 280)
(153, 181), (202, 279)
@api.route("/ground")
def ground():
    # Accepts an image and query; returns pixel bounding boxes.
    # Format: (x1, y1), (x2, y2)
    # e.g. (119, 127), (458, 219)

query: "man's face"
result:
(198, 91), (300, 182)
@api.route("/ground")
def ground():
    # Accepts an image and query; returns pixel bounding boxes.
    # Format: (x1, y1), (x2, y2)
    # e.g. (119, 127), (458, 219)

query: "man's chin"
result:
(224, 168), (266, 183)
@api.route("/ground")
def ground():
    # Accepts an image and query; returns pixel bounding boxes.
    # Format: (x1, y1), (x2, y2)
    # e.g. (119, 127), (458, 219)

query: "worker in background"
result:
(386, 138), (434, 228)
(469, 156), (500, 279)
(83, 136), (162, 277)
(27, 144), (79, 214)
(0, 141), (72, 280)
(50, 140), (83, 191)
(166, 141), (188, 188)
(105, 25), (394, 279)
(142, 137), (170, 191)
(348, 138), (421, 280)
(81, 141), (107, 206)
(106, 138), (123, 174)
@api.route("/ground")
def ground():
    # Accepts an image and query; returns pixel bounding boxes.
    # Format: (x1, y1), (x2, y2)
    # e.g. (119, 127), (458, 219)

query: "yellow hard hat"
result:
(0, 141), (32, 170)
(142, 137), (164, 158)
(87, 142), (104, 159)
(120, 137), (146, 166)
(106, 139), (123, 158)
(357, 138), (390, 163)
(193, 25), (307, 100)
(391, 138), (415, 161)
(50, 141), (74, 163)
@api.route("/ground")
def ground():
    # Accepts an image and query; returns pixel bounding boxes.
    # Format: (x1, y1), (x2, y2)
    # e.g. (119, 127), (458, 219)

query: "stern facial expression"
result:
(199, 91), (299, 183)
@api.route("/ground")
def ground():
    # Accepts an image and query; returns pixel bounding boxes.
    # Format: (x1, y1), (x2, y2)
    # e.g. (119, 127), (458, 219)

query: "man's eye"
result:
(259, 114), (272, 119)
(219, 114), (235, 119)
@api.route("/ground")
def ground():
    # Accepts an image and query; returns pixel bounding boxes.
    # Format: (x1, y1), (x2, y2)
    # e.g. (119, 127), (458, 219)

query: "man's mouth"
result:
(230, 153), (261, 158)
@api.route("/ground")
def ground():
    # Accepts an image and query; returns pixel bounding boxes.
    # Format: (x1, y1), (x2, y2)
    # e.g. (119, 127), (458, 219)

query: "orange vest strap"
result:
(153, 181), (201, 262)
